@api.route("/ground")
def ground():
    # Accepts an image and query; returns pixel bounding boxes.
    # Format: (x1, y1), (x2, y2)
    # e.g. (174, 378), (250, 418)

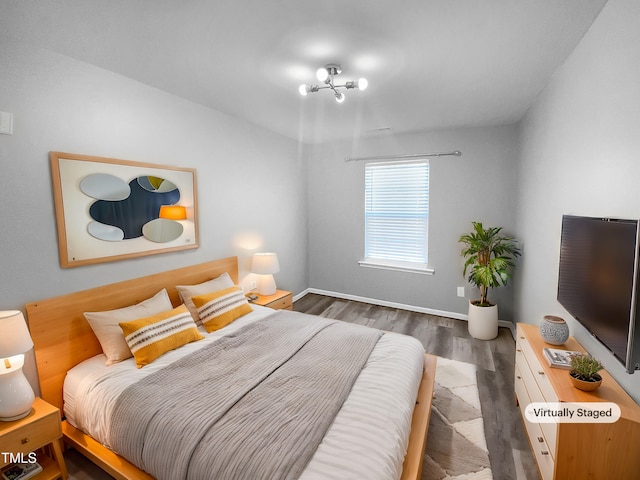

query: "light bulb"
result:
(335, 92), (345, 103)
(316, 67), (329, 82)
(357, 78), (368, 91)
(298, 84), (309, 96)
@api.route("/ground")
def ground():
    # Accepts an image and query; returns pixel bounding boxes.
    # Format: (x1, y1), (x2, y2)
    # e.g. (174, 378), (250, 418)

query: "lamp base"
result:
(257, 274), (277, 296)
(0, 355), (36, 422)
(0, 408), (32, 422)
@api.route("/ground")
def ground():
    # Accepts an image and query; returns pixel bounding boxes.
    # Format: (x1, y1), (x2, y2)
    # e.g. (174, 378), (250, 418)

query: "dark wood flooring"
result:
(294, 293), (540, 480)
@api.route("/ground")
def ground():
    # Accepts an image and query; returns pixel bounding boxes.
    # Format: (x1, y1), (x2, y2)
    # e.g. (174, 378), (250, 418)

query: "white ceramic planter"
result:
(468, 301), (498, 340)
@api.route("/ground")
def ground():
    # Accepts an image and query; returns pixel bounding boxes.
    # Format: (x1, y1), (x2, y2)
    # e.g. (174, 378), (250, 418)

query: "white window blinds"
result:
(363, 161), (430, 270)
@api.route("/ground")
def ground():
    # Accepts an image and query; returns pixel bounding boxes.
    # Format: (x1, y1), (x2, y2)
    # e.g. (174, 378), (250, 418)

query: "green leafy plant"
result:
(570, 354), (604, 382)
(459, 222), (521, 307)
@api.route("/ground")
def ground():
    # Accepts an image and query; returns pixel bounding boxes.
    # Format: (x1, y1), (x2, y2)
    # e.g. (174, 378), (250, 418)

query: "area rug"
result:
(422, 357), (493, 480)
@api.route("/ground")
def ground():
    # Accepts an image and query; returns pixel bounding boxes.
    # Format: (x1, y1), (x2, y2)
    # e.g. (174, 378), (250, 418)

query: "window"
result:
(360, 161), (433, 274)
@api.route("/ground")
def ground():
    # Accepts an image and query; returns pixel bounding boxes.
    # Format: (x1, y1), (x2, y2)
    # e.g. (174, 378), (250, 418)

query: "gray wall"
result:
(0, 43), (307, 315)
(307, 125), (519, 320)
(516, 0), (640, 402)
(1, 43), (308, 391)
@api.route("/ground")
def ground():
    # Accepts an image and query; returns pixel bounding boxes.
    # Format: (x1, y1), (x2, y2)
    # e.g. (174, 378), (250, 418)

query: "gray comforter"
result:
(109, 310), (382, 480)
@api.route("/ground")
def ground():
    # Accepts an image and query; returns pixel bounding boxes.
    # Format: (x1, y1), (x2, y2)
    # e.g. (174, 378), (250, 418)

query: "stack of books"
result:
(543, 347), (582, 369)
(1, 462), (42, 480)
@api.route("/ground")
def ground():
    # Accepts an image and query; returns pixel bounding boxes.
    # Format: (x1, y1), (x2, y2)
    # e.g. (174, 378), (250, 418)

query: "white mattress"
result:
(64, 305), (425, 480)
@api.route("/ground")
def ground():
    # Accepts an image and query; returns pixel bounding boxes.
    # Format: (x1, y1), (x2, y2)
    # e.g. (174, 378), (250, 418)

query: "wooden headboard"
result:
(26, 256), (238, 412)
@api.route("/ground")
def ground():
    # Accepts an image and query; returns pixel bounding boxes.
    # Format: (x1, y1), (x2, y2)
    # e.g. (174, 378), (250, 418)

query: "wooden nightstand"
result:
(251, 290), (293, 310)
(0, 397), (68, 480)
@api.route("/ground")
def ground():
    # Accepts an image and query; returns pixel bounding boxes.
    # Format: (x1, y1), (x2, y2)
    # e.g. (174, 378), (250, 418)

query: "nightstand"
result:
(0, 397), (68, 480)
(251, 290), (293, 310)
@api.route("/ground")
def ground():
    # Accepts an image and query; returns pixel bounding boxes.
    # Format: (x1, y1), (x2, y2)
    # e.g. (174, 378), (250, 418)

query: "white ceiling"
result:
(0, 0), (607, 144)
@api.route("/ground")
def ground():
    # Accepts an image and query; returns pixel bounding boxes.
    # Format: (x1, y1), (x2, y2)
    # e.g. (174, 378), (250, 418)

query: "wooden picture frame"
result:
(50, 152), (198, 268)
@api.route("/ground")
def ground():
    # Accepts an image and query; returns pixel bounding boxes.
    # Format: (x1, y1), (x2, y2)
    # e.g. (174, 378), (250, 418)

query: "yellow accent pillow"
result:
(119, 304), (204, 368)
(176, 273), (235, 325)
(191, 286), (253, 333)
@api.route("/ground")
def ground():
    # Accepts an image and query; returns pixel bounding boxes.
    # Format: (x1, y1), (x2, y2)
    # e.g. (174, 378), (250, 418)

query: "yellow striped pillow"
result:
(119, 304), (204, 368)
(191, 286), (253, 333)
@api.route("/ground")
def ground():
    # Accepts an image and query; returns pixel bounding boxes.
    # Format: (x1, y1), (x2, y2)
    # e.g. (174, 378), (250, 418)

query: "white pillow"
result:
(84, 288), (173, 365)
(176, 272), (234, 324)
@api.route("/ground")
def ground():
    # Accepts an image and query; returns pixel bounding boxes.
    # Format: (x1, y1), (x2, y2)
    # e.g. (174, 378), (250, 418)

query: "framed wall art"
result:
(50, 152), (198, 268)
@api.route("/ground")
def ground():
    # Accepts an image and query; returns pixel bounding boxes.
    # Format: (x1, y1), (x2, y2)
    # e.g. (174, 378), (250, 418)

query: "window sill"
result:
(358, 259), (435, 275)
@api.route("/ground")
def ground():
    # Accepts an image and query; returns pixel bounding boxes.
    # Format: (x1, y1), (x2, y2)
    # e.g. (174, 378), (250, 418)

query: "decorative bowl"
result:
(540, 315), (569, 345)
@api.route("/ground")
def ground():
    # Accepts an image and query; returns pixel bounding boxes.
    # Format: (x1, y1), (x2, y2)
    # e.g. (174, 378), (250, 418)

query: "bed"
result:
(26, 257), (436, 480)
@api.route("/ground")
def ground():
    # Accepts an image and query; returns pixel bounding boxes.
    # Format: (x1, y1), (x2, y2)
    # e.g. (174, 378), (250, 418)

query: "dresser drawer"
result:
(515, 352), (558, 459)
(517, 328), (558, 403)
(266, 293), (292, 310)
(1, 410), (60, 459)
(516, 337), (558, 458)
(515, 362), (555, 480)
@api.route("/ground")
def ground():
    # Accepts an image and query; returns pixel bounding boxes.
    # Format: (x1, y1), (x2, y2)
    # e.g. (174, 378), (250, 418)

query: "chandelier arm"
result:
(300, 64), (366, 98)
(305, 83), (360, 93)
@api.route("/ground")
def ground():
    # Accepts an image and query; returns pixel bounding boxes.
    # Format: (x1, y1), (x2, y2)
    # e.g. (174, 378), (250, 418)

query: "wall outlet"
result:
(457, 286), (465, 297)
(0, 111), (13, 135)
(250, 280), (257, 290)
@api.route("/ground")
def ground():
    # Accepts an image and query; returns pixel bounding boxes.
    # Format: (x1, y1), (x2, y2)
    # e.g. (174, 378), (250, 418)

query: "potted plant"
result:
(569, 354), (604, 391)
(459, 222), (521, 339)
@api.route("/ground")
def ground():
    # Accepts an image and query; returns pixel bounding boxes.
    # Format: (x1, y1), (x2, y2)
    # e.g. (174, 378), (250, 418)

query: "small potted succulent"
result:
(569, 354), (604, 391)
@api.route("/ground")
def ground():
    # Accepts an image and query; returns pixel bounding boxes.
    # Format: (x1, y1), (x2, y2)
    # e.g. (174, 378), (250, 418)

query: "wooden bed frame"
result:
(26, 256), (436, 480)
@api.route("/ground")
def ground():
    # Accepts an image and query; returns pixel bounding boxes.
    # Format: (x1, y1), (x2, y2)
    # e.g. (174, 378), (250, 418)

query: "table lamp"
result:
(0, 310), (36, 421)
(251, 253), (280, 296)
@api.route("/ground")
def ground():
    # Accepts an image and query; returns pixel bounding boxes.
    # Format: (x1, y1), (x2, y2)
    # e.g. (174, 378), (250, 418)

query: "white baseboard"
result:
(292, 288), (312, 303)
(299, 287), (466, 319)
(294, 288), (516, 338)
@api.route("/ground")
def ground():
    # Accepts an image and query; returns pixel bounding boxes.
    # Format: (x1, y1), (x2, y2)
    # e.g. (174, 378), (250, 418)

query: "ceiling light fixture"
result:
(298, 64), (368, 103)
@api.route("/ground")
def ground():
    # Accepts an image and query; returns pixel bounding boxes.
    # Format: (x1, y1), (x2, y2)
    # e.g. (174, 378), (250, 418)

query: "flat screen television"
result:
(558, 215), (640, 373)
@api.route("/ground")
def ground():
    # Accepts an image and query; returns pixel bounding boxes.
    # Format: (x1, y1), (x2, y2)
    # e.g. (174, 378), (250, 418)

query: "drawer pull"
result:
(537, 437), (544, 443)
(538, 371), (545, 376)
(516, 375), (522, 380)
(21, 437), (29, 444)
(541, 450), (549, 456)
(516, 349), (522, 352)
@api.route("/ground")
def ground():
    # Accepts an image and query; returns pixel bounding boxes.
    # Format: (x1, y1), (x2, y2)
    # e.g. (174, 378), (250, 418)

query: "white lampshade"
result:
(251, 253), (280, 296)
(251, 253), (280, 275)
(0, 311), (35, 421)
(0, 311), (34, 358)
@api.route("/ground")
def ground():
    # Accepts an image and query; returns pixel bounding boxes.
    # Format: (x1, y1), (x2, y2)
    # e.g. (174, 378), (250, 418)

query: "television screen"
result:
(557, 215), (639, 372)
